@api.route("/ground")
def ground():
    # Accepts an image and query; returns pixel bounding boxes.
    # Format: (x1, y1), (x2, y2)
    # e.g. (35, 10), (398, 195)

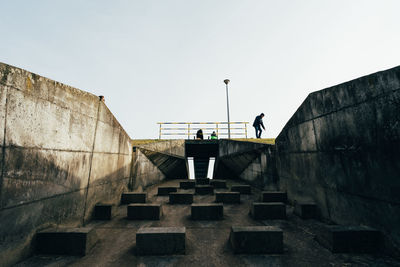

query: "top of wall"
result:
(0, 62), (131, 140)
(278, 65), (400, 135)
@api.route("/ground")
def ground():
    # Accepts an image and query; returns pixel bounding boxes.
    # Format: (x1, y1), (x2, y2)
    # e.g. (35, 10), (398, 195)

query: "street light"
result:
(223, 79), (231, 139)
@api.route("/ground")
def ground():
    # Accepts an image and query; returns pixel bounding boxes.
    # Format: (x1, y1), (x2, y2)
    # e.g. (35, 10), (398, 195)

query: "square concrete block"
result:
(196, 178), (210, 185)
(294, 202), (317, 219)
(127, 204), (162, 220)
(121, 192), (147, 204)
(261, 191), (287, 203)
(317, 225), (381, 253)
(36, 227), (98, 255)
(169, 192), (194, 204)
(136, 227), (186, 255)
(251, 202), (286, 220)
(210, 179), (227, 188)
(94, 204), (114, 220)
(230, 226), (283, 254)
(191, 203), (223, 220)
(180, 181), (196, 189)
(231, 185), (251, 194)
(215, 192), (240, 204)
(195, 185), (214, 195)
(157, 186), (178, 196)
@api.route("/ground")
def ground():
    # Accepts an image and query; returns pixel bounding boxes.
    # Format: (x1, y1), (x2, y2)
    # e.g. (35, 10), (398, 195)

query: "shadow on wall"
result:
(0, 148), (131, 267)
(275, 65), (400, 256)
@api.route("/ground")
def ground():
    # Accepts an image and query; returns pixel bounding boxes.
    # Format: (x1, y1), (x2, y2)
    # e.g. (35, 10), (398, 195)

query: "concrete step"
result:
(191, 203), (223, 220)
(180, 181), (196, 189)
(251, 202), (286, 220)
(195, 185), (214, 195)
(215, 192), (240, 204)
(210, 179), (227, 188)
(136, 227), (186, 255)
(261, 191), (287, 203)
(231, 185), (251, 194)
(169, 192), (194, 204)
(196, 178), (210, 185)
(229, 226), (283, 254)
(157, 186), (178, 196)
(127, 204), (162, 220)
(121, 192), (147, 204)
(294, 202), (318, 219)
(317, 225), (381, 253)
(94, 204), (114, 220)
(36, 227), (98, 255)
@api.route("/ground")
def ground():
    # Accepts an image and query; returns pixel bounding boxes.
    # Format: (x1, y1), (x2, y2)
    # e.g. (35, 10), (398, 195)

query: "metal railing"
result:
(157, 122), (249, 139)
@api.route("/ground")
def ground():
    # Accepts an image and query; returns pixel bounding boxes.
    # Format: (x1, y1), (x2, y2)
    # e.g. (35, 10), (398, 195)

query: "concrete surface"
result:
(35, 227), (98, 256)
(15, 179), (399, 266)
(136, 227), (186, 255)
(0, 63), (131, 266)
(275, 65), (400, 255)
(230, 226), (283, 254)
(120, 192), (147, 204)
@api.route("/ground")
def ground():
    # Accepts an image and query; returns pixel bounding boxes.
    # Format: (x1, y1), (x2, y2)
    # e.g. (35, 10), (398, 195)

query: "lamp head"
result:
(224, 79), (230, 85)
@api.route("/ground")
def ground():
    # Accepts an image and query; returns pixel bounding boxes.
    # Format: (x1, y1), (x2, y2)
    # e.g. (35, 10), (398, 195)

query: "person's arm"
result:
(261, 120), (265, 130)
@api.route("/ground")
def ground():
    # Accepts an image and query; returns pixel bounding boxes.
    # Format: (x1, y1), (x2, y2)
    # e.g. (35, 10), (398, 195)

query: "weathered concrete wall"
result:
(137, 139), (185, 157)
(217, 140), (278, 190)
(275, 66), (400, 254)
(0, 63), (132, 266)
(130, 148), (166, 192)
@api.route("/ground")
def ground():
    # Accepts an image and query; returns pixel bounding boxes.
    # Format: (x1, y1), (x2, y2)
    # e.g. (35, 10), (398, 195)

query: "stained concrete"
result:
(15, 179), (399, 266)
(275, 65), (400, 254)
(0, 62), (132, 266)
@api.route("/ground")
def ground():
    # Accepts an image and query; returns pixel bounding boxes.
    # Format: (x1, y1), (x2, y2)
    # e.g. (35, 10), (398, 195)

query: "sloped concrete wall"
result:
(137, 139), (185, 157)
(217, 140), (278, 190)
(275, 66), (400, 254)
(0, 63), (132, 266)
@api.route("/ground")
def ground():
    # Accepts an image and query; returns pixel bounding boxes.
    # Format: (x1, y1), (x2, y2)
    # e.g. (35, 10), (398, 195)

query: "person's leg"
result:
(256, 126), (261, 138)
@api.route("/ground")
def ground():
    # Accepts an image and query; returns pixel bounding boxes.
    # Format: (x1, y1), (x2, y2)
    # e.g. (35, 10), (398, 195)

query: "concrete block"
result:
(196, 178), (210, 185)
(169, 192), (193, 204)
(231, 185), (251, 194)
(136, 227), (186, 255)
(195, 185), (214, 195)
(157, 186), (178, 196)
(261, 191), (287, 203)
(94, 204), (114, 220)
(230, 226), (283, 254)
(36, 227), (98, 255)
(294, 202), (317, 219)
(127, 204), (162, 220)
(191, 203), (223, 220)
(317, 225), (381, 253)
(251, 202), (286, 220)
(215, 192), (240, 204)
(210, 179), (227, 188)
(180, 181), (196, 189)
(121, 192), (147, 204)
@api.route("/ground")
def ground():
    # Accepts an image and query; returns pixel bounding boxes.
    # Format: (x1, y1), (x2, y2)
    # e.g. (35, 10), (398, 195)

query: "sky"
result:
(1, 0), (399, 139)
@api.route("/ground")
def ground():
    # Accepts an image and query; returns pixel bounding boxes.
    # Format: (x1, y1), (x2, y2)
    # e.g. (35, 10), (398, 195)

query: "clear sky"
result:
(1, 0), (399, 139)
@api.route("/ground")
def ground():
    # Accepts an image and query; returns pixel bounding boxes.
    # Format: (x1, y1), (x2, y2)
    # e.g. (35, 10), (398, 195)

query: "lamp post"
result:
(223, 79), (231, 139)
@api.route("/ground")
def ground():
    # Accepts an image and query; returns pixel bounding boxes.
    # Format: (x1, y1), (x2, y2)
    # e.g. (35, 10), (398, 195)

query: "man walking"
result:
(253, 113), (265, 138)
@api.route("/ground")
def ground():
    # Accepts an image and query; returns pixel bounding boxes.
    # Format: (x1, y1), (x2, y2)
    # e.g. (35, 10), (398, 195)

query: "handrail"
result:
(157, 122), (249, 139)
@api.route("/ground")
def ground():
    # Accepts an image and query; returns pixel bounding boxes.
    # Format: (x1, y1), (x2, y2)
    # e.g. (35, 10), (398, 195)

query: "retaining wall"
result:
(275, 66), (400, 254)
(0, 63), (132, 266)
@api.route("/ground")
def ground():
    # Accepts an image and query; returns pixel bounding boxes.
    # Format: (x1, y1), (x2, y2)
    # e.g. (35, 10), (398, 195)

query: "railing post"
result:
(245, 123), (248, 139)
(188, 123), (190, 139)
(159, 124), (162, 139)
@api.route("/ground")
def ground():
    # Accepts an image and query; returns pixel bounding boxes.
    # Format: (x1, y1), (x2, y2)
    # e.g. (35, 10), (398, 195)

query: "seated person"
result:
(210, 131), (218, 139)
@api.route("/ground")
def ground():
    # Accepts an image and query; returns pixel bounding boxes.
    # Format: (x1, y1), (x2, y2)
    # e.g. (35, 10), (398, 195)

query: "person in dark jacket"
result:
(253, 113), (265, 138)
(196, 129), (204, 140)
